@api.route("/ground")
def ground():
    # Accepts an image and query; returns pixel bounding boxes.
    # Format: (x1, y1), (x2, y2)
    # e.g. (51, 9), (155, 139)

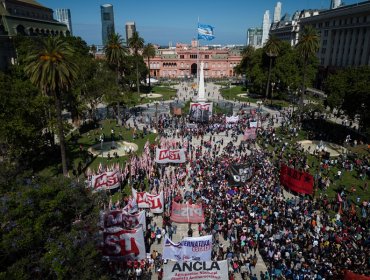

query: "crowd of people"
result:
(98, 97), (369, 280)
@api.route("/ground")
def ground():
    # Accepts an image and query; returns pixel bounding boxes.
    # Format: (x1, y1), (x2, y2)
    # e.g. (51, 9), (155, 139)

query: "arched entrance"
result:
(191, 63), (197, 76)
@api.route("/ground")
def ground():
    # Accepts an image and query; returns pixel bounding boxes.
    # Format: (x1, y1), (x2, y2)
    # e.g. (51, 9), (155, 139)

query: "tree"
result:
(24, 37), (78, 176)
(128, 31), (144, 94)
(296, 25), (320, 109)
(142, 43), (156, 90)
(104, 33), (127, 125)
(264, 35), (281, 101)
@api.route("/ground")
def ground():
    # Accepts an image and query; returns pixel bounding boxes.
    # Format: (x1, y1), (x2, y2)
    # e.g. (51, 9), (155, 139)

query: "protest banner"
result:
(132, 188), (164, 213)
(228, 164), (253, 186)
(244, 128), (257, 140)
(103, 227), (146, 260)
(280, 164), (314, 195)
(163, 235), (212, 262)
(226, 116), (239, 123)
(189, 102), (213, 123)
(103, 210), (146, 230)
(91, 170), (121, 191)
(155, 148), (186, 164)
(250, 121), (258, 128)
(170, 201), (205, 223)
(344, 270), (370, 280)
(163, 260), (228, 280)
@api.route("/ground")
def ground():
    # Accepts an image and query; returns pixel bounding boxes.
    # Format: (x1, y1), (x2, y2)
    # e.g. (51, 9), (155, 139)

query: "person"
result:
(188, 226), (193, 237)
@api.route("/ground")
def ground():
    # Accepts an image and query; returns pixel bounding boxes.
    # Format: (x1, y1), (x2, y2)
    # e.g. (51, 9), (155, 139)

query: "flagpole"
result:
(197, 16), (200, 90)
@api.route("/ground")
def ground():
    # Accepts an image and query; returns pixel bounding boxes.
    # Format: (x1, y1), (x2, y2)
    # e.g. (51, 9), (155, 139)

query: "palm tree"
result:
(296, 25), (320, 109)
(104, 33), (127, 125)
(264, 35), (281, 102)
(128, 31), (144, 94)
(142, 43), (156, 90)
(24, 36), (78, 176)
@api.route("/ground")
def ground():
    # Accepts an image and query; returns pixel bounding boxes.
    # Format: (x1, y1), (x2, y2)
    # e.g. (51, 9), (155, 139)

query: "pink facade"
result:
(146, 41), (242, 79)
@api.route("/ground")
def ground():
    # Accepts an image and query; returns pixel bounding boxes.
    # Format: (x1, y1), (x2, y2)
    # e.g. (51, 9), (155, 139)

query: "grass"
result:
(134, 85), (177, 105)
(261, 127), (370, 201)
(220, 86), (262, 103)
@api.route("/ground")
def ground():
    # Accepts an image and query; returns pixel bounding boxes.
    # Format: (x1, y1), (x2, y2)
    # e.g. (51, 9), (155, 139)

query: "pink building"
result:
(146, 40), (243, 79)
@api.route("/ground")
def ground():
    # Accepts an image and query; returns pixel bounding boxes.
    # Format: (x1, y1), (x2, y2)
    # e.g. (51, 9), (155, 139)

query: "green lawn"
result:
(134, 86), (177, 105)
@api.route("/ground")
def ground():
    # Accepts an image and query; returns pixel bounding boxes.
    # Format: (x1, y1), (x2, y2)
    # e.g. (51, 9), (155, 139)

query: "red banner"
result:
(155, 148), (186, 164)
(103, 227), (146, 260)
(280, 164), (314, 195)
(244, 128), (256, 140)
(132, 188), (164, 213)
(344, 270), (370, 280)
(170, 201), (205, 224)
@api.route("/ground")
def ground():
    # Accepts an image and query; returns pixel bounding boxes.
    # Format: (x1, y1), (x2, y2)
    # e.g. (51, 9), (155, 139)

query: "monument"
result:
(196, 61), (207, 102)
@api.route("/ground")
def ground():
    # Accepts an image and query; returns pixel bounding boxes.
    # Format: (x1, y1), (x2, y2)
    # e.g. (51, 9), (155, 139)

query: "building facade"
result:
(55, 8), (72, 35)
(247, 27), (263, 48)
(0, 0), (69, 70)
(270, 9), (320, 46)
(125, 21), (135, 46)
(100, 4), (114, 46)
(262, 10), (270, 46)
(300, 1), (370, 67)
(274, 2), (282, 23)
(144, 40), (242, 79)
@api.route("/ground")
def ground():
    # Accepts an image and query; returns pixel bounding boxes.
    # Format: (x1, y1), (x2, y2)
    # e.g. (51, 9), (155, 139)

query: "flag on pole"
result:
(198, 23), (215, 41)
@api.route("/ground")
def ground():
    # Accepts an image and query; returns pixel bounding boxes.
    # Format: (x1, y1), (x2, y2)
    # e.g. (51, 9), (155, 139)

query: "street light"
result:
(154, 101), (159, 132)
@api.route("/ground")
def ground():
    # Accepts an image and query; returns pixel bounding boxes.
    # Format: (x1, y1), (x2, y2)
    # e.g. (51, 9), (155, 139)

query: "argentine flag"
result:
(198, 23), (215, 41)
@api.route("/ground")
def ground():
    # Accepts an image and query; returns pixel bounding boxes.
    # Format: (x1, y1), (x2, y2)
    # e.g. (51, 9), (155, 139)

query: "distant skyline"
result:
(43, 0), (361, 46)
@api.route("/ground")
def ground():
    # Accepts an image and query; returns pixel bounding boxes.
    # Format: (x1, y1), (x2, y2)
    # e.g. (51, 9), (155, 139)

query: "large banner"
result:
(91, 170), (121, 191)
(164, 260), (228, 280)
(280, 164), (314, 195)
(103, 210), (146, 230)
(132, 188), (164, 213)
(228, 164), (253, 186)
(189, 102), (213, 123)
(170, 201), (205, 223)
(103, 227), (146, 260)
(226, 116), (239, 123)
(344, 270), (370, 280)
(155, 148), (186, 164)
(244, 128), (257, 140)
(163, 235), (212, 262)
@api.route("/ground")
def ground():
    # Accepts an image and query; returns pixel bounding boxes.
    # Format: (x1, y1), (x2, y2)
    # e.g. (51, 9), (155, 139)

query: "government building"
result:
(0, 0), (69, 70)
(146, 39), (243, 79)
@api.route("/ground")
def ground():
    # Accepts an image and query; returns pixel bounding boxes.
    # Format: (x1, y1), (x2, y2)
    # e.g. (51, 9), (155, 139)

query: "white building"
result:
(55, 8), (72, 35)
(262, 10), (270, 46)
(331, 0), (342, 9)
(274, 2), (282, 23)
(125, 21), (136, 46)
(247, 27), (263, 48)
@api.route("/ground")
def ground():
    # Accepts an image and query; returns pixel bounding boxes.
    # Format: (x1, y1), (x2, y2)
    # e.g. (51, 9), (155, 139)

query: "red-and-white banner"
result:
(250, 121), (258, 128)
(103, 227), (146, 260)
(244, 128), (257, 140)
(170, 201), (205, 224)
(190, 102), (213, 112)
(155, 148), (186, 164)
(280, 164), (314, 195)
(132, 188), (164, 213)
(91, 170), (121, 191)
(226, 116), (239, 123)
(103, 210), (146, 230)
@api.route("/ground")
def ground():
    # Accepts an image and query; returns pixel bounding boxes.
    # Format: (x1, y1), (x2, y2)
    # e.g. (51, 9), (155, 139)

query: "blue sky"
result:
(43, 0), (360, 46)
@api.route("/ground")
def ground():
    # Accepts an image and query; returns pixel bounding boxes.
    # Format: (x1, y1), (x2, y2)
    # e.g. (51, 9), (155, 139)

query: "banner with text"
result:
(155, 148), (186, 164)
(163, 235), (212, 262)
(226, 116), (239, 123)
(132, 188), (164, 213)
(103, 227), (146, 260)
(91, 170), (121, 191)
(280, 164), (314, 195)
(163, 260), (228, 280)
(170, 201), (205, 224)
(228, 164), (253, 186)
(244, 128), (257, 140)
(189, 102), (213, 123)
(103, 210), (146, 230)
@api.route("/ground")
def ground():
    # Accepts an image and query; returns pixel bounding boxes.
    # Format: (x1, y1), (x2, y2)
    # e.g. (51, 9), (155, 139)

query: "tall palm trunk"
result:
(300, 59), (307, 111)
(265, 57), (273, 100)
(116, 69), (122, 126)
(147, 57), (151, 90)
(136, 57), (140, 94)
(54, 91), (68, 176)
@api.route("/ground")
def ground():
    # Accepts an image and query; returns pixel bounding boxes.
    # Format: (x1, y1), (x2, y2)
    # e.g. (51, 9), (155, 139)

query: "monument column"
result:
(196, 61), (207, 102)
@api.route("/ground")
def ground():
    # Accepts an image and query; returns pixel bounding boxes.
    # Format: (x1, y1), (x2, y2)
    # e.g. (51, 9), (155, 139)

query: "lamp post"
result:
(271, 82), (275, 106)
(155, 101), (159, 132)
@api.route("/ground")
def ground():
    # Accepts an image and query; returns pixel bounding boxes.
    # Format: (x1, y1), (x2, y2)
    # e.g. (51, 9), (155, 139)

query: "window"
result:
(205, 55), (209, 59)
(180, 55), (184, 59)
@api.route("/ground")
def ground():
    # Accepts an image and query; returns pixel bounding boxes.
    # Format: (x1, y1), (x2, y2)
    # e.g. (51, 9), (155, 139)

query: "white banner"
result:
(103, 227), (146, 260)
(164, 260), (228, 280)
(132, 188), (164, 213)
(155, 148), (186, 164)
(226, 116), (239, 123)
(91, 170), (121, 191)
(163, 235), (212, 262)
(250, 121), (258, 128)
(103, 210), (146, 230)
